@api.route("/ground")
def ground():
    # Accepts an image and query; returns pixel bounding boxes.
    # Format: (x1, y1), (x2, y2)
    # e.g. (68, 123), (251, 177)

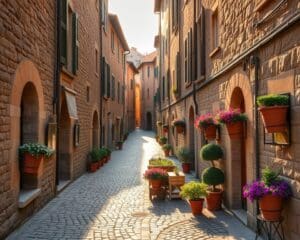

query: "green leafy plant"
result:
(19, 143), (54, 158)
(149, 157), (175, 166)
(102, 147), (111, 157)
(90, 148), (101, 162)
(202, 167), (225, 191)
(257, 94), (289, 107)
(180, 181), (208, 200)
(200, 143), (223, 161)
(156, 121), (162, 126)
(262, 166), (281, 187)
(172, 119), (186, 127)
(176, 147), (192, 163)
(162, 144), (172, 151)
(159, 137), (167, 145)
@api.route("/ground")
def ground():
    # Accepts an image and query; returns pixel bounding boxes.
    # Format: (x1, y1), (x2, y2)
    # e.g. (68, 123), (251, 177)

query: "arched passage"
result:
(146, 112), (152, 130)
(92, 111), (99, 148)
(189, 107), (195, 171)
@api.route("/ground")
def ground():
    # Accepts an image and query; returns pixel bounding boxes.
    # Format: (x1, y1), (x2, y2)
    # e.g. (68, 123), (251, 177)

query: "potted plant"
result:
(156, 121), (162, 127)
(102, 147), (111, 161)
(200, 143), (224, 210)
(257, 94), (289, 133)
(148, 157), (176, 172)
(89, 148), (101, 172)
(180, 181), (208, 215)
(144, 168), (168, 189)
(19, 143), (54, 175)
(162, 124), (169, 133)
(116, 141), (123, 150)
(98, 148), (108, 165)
(176, 147), (192, 173)
(123, 132), (129, 141)
(172, 119), (186, 134)
(159, 137), (167, 146)
(162, 144), (172, 157)
(243, 167), (292, 221)
(195, 113), (219, 140)
(216, 108), (247, 138)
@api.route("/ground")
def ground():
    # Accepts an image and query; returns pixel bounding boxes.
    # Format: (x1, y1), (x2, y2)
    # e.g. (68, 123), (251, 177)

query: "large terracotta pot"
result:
(206, 190), (223, 211)
(150, 179), (162, 189)
(189, 199), (204, 215)
(182, 163), (191, 174)
(203, 125), (217, 140)
(176, 125), (185, 134)
(258, 106), (288, 133)
(23, 153), (43, 175)
(90, 162), (98, 173)
(259, 194), (283, 221)
(164, 149), (170, 157)
(226, 121), (244, 138)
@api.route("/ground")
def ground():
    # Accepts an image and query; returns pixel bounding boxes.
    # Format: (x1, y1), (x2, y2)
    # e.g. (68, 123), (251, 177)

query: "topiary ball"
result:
(202, 167), (225, 186)
(200, 143), (223, 161)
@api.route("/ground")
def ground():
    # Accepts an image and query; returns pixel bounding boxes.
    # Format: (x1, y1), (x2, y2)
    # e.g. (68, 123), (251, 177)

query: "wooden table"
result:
(167, 171), (185, 199)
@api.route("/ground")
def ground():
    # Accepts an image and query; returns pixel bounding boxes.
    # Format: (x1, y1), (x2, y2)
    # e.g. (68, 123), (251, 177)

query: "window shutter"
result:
(60, 0), (67, 65)
(101, 57), (106, 96)
(72, 12), (79, 74)
(200, 6), (206, 76)
(112, 77), (115, 100)
(176, 52), (180, 93)
(188, 29), (193, 82)
(107, 65), (111, 98)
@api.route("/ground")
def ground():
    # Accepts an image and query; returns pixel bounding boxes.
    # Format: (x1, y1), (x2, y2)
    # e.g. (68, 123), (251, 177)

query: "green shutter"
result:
(107, 65), (111, 98)
(72, 12), (79, 74)
(60, 0), (67, 65)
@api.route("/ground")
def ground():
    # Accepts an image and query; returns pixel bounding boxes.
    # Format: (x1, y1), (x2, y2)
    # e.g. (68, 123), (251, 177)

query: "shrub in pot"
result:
(216, 108), (247, 138)
(102, 147), (111, 161)
(148, 157), (176, 172)
(180, 181), (208, 215)
(176, 147), (192, 173)
(200, 143), (224, 210)
(90, 148), (101, 172)
(116, 141), (123, 150)
(159, 137), (167, 146)
(162, 144), (172, 157)
(144, 168), (168, 189)
(195, 113), (219, 140)
(202, 167), (225, 211)
(172, 119), (186, 134)
(98, 148), (108, 165)
(19, 143), (54, 175)
(257, 94), (289, 133)
(243, 167), (292, 221)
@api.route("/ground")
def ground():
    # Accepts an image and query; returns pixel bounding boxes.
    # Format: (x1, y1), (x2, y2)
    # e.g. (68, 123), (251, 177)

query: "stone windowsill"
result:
(209, 46), (221, 58)
(18, 188), (41, 208)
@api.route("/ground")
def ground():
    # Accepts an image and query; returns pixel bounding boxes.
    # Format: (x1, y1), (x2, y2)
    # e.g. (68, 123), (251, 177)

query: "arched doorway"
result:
(230, 87), (246, 210)
(146, 112), (152, 130)
(189, 107), (195, 172)
(92, 111), (99, 148)
(20, 82), (39, 189)
(58, 96), (71, 182)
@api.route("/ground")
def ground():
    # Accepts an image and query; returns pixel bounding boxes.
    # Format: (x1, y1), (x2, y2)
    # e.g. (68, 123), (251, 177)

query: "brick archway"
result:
(224, 70), (254, 212)
(10, 60), (46, 191)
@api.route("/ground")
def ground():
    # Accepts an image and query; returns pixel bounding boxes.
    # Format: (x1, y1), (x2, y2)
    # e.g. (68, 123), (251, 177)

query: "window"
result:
(130, 79), (134, 90)
(162, 76), (165, 101)
(60, 0), (79, 75)
(111, 75), (115, 100)
(147, 88), (150, 99)
(196, 3), (205, 78)
(184, 30), (193, 83)
(117, 42), (120, 62)
(86, 86), (90, 102)
(111, 30), (115, 52)
(212, 8), (219, 50)
(95, 49), (99, 74)
(117, 81), (120, 103)
(101, 1), (108, 32)
(176, 52), (181, 92)
(147, 66), (150, 78)
(122, 85), (125, 104)
(184, 39), (188, 83)
(172, 0), (179, 31)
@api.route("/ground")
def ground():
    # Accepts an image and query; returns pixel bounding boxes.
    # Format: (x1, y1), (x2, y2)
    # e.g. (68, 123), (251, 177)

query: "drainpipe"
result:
(99, 0), (103, 147)
(54, 0), (61, 187)
(193, 0), (199, 115)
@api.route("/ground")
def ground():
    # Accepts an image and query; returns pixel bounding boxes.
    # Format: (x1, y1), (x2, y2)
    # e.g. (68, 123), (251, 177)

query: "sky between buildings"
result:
(109, 0), (158, 54)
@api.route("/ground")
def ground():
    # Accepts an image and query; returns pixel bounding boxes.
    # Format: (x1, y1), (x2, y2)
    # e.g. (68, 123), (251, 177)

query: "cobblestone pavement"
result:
(8, 130), (256, 240)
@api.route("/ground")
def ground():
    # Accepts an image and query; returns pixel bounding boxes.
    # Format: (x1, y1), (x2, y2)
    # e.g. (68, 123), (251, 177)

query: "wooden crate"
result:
(168, 171), (185, 199)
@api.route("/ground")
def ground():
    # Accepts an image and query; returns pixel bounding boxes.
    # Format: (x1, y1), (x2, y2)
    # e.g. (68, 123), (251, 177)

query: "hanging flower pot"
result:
(259, 194), (283, 221)
(172, 119), (186, 134)
(216, 108), (247, 139)
(162, 124), (169, 133)
(195, 113), (218, 140)
(257, 94), (289, 133)
(156, 121), (162, 127)
(162, 144), (172, 157)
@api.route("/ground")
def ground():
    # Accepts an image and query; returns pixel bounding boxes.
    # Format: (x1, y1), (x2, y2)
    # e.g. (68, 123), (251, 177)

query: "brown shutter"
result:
(60, 0), (67, 65)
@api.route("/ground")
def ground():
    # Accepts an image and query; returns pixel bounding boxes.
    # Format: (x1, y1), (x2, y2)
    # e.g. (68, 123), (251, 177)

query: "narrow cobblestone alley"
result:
(8, 130), (256, 240)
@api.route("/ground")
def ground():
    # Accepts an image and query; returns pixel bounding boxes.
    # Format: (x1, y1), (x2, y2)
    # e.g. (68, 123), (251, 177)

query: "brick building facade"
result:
(155, 0), (300, 239)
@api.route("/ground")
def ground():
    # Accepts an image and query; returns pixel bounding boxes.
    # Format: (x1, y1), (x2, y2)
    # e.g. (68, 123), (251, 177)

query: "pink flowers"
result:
(215, 108), (247, 124)
(194, 113), (218, 129)
(144, 168), (168, 180)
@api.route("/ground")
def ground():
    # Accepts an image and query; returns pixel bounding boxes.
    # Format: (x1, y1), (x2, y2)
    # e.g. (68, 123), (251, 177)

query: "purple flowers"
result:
(216, 108), (247, 124)
(194, 113), (218, 129)
(243, 180), (292, 202)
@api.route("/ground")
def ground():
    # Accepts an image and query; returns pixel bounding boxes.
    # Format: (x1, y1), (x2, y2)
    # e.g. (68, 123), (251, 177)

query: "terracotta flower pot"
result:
(103, 156), (108, 164)
(203, 125), (217, 140)
(23, 153), (43, 175)
(226, 121), (243, 138)
(206, 190), (223, 211)
(258, 106), (288, 133)
(189, 199), (204, 215)
(182, 163), (191, 174)
(164, 149), (170, 157)
(259, 194), (283, 221)
(163, 127), (169, 133)
(150, 179), (162, 189)
(176, 125), (185, 134)
(90, 162), (98, 172)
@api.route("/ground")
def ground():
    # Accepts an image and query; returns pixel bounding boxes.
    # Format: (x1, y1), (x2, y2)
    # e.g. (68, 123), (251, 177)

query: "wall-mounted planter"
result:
(163, 125), (169, 133)
(203, 125), (217, 140)
(172, 119), (186, 134)
(226, 121), (244, 138)
(258, 106), (288, 133)
(23, 153), (43, 175)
